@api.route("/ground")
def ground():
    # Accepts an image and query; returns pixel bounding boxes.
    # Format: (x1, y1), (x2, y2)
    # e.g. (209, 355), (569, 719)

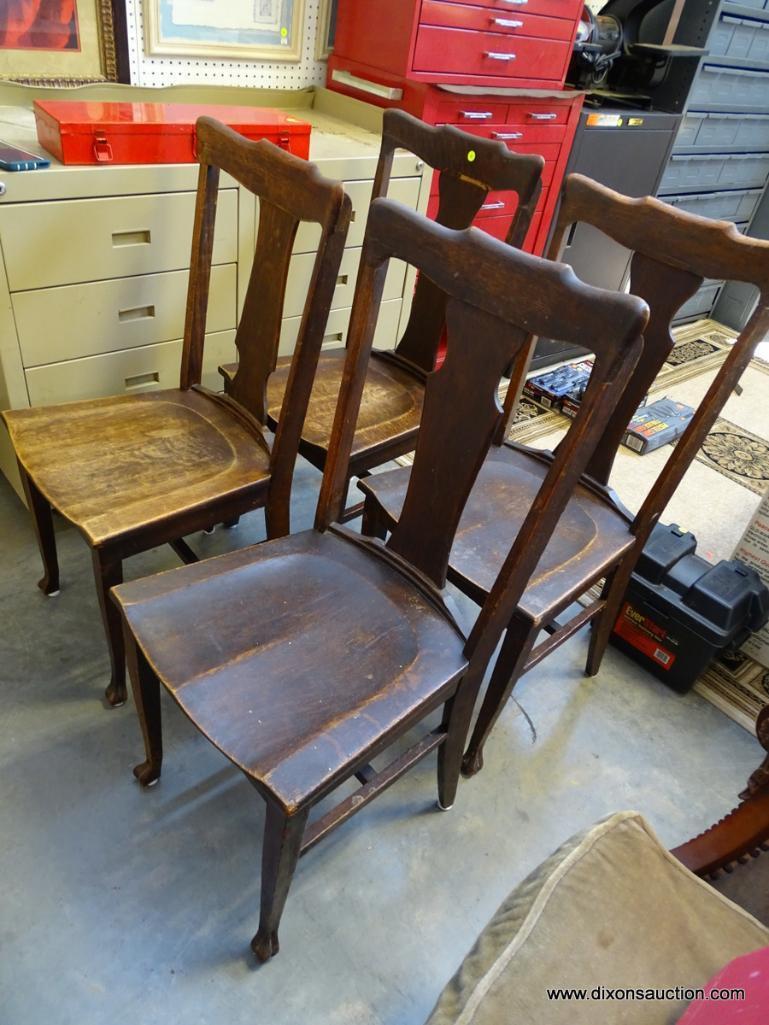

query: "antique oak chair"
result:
(220, 108), (544, 517)
(359, 173), (769, 777)
(2, 117), (350, 708)
(111, 199), (647, 960)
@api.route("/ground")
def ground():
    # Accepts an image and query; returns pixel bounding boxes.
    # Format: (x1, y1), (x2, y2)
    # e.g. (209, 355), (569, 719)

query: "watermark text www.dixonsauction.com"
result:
(547, 985), (746, 1002)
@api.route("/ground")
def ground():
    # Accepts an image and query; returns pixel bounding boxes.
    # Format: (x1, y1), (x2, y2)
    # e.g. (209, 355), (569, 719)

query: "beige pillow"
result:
(426, 811), (769, 1025)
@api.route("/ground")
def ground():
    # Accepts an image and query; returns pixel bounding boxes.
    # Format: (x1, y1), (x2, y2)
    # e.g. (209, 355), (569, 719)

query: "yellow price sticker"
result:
(467, 149), (476, 163)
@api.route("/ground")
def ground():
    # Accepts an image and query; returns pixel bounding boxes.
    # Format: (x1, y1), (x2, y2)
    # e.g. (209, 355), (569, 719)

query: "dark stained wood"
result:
(220, 109), (545, 514)
(360, 172), (769, 776)
(113, 198), (647, 960)
(672, 707), (769, 878)
(1, 117), (350, 706)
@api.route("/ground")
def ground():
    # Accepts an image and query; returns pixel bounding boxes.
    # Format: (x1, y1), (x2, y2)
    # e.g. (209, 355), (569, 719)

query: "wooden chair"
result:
(110, 198), (647, 961)
(1, 117), (350, 708)
(359, 173), (769, 777)
(673, 705), (769, 878)
(220, 108), (544, 517)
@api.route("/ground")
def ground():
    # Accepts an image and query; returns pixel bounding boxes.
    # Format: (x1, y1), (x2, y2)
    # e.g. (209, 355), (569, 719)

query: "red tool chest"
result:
(33, 101), (312, 165)
(333, 0), (583, 91)
(326, 65), (583, 255)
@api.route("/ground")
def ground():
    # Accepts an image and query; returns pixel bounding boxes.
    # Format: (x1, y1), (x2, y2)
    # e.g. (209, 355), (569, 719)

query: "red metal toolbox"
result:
(33, 101), (312, 165)
(332, 0), (583, 90)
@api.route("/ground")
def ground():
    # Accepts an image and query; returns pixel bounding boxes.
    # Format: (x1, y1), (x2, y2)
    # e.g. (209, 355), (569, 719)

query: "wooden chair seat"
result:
(115, 528), (468, 811)
(360, 444), (635, 624)
(222, 347), (425, 469)
(3, 388), (271, 548)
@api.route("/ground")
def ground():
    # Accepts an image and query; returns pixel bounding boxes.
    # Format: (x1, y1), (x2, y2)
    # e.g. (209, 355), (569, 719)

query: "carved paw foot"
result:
(104, 681), (127, 708)
(461, 749), (484, 778)
(251, 929), (279, 963)
(133, 760), (161, 788)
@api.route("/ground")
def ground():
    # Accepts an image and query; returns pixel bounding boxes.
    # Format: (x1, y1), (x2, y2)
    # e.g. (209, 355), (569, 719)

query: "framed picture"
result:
(0, 0), (128, 85)
(144, 0), (305, 62)
(316, 0), (337, 60)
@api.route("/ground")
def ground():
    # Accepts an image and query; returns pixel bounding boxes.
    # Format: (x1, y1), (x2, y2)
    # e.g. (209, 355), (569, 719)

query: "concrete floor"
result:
(0, 462), (762, 1025)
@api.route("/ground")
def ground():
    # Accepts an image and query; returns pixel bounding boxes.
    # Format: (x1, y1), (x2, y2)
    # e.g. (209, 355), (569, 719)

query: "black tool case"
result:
(610, 523), (769, 692)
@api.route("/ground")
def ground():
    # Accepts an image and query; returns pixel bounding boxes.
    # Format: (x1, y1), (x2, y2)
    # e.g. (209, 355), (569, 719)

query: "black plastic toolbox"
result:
(610, 523), (769, 693)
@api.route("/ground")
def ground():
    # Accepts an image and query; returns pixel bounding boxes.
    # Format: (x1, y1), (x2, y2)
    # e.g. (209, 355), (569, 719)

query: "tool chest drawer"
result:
(432, 0), (582, 16)
(25, 329), (237, 406)
(419, 1), (576, 41)
(659, 151), (769, 193)
(412, 25), (572, 83)
(689, 64), (769, 113)
(13, 264), (236, 368)
(0, 189), (237, 291)
(663, 187), (763, 221)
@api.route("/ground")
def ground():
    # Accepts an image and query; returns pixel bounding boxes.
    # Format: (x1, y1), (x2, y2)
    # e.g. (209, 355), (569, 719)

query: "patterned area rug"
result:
(696, 418), (769, 496)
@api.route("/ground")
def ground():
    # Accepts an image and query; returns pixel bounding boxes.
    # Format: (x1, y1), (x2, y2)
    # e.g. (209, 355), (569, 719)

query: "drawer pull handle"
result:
(491, 131), (523, 140)
(500, 0), (528, 5)
(460, 111), (493, 119)
(492, 18), (524, 27)
(485, 51), (516, 60)
(529, 112), (557, 120)
(323, 332), (344, 345)
(112, 229), (152, 247)
(481, 201), (506, 211)
(118, 304), (155, 322)
(125, 372), (160, 390)
(336, 274), (349, 286)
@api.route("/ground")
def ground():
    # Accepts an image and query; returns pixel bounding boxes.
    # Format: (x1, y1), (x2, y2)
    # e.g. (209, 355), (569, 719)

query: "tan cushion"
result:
(426, 811), (769, 1025)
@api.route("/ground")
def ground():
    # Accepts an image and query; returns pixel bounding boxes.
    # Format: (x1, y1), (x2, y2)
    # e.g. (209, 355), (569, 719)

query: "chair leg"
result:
(585, 561), (634, 678)
(462, 614), (538, 778)
(91, 548), (126, 708)
(19, 466), (60, 596)
(127, 634), (163, 787)
(361, 495), (388, 541)
(437, 666), (486, 811)
(251, 801), (309, 963)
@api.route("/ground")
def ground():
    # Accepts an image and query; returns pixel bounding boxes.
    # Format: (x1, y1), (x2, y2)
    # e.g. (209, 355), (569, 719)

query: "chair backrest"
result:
(372, 109), (544, 374)
(181, 116), (351, 533)
(317, 198), (649, 666)
(541, 173), (769, 539)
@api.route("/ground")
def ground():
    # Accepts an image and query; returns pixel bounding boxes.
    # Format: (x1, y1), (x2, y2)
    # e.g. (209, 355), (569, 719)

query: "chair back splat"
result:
(545, 173), (769, 492)
(374, 110), (544, 374)
(319, 198), (649, 663)
(180, 116), (351, 535)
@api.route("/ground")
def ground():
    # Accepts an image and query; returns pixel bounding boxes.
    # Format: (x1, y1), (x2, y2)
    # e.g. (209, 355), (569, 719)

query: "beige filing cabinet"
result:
(0, 87), (428, 499)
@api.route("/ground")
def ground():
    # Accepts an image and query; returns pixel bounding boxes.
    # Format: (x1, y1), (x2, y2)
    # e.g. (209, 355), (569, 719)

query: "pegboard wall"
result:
(126, 0), (328, 88)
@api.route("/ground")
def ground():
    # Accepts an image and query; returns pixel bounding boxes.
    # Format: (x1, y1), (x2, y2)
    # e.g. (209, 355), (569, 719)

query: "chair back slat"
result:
(181, 116), (351, 535)
(373, 110), (544, 373)
(318, 200), (649, 639)
(546, 172), (769, 496)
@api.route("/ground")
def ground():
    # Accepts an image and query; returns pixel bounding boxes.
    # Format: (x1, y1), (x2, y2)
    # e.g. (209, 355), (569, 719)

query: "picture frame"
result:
(0, 0), (129, 85)
(316, 0), (337, 60)
(144, 0), (305, 63)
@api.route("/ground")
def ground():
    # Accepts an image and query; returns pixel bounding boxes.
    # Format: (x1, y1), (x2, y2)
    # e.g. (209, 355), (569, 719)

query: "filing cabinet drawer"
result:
(0, 189), (237, 291)
(278, 299), (403, 357)
(435, 0), (581, 16)
(420, 1), (576, 41)
(283, 248), (407, 319)
(288, 177), (421, 255)
(25, 330), (236, 405)
(413, 25), (572, 82)
(14, 263), (236, 367)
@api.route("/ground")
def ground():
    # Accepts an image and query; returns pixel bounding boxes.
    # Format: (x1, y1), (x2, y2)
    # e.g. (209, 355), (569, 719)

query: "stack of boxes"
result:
(327, 0), (586, 255)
